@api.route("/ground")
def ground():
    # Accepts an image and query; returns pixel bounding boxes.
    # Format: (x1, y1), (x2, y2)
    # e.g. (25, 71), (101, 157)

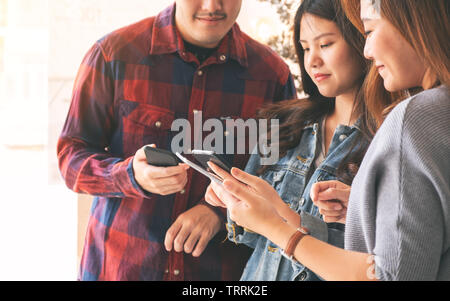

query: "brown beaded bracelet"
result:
(282, 226), (310, 260)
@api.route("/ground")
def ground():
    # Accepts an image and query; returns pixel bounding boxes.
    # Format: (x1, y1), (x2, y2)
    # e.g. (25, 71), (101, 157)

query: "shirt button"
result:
(273, 172), (281, 182)
(299, 197), (306, 207)
(180, 189), (185, 195)
(339, 134), (348, 141)
(164, 269), (169, 274)
(298, 271), (308, 281)
(155, 121), (162, 128)
(197, 70), (204, 76)
(173, 269), (180, 276)
(289, 202), (297, 211)
(219, 54), (227, 61)
(224, 130), (230, 137)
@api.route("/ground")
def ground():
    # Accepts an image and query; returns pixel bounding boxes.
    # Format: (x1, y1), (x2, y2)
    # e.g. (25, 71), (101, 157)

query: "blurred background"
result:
(0, 0), (297, 280)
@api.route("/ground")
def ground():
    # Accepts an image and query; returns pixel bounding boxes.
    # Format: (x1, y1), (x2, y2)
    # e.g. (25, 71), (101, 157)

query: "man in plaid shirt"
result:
(58, 0), (296, 281)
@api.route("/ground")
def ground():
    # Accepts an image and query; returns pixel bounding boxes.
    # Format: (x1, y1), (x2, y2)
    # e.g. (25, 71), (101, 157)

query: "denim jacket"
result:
(226, 120), (367, 281)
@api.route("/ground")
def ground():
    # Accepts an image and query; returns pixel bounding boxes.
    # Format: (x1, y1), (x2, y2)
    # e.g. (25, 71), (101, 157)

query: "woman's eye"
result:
(303, 47), (310, 52)
(364, 30), (372, 37)
(320, 43), (333, 48)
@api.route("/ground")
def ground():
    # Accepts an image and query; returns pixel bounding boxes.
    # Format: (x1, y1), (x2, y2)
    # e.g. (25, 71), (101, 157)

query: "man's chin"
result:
(191, 35), (226, 48)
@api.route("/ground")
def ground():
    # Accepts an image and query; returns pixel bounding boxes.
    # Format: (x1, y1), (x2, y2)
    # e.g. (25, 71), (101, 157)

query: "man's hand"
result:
(164, 204), (222, 257)
(132, 145), (190, 196)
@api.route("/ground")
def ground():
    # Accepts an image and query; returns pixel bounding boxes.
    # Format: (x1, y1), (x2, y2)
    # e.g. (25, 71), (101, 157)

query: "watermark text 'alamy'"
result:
(170, 111), (279, 165)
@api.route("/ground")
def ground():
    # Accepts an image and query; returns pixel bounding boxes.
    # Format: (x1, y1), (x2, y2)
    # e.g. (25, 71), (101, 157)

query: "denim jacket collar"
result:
(293, 118), (363, 171)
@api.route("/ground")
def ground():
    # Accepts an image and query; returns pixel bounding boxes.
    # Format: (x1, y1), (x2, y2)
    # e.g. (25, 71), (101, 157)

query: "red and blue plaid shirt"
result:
(58, 4), (296, 281)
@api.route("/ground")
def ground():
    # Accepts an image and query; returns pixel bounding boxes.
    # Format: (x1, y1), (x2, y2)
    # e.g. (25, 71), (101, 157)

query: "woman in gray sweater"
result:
(205, 0), (449, 280)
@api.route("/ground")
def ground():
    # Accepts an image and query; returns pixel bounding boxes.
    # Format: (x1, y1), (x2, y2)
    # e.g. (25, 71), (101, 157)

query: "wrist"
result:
(281, 226), (310, 261)
(262, 216), (297, 249)
(274, 199), (301, 227)
(198, 201), (226, 224)
(116, 156), (153, 198)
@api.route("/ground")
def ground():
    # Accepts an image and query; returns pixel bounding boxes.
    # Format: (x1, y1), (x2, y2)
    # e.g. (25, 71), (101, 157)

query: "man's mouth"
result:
(195, 13), (226, 23)
(197, 17), (225, 21)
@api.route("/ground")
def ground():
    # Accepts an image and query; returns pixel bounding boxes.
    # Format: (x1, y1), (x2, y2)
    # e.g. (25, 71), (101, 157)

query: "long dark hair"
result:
(257, 0), (375, 183)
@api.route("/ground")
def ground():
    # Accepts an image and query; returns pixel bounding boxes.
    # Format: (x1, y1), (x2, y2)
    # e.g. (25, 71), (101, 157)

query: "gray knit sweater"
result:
(345, 85), (450, 280)
(300, 85), (449, 280)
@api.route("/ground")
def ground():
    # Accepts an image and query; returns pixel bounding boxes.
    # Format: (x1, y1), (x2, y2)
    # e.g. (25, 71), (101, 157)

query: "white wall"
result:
(0, 0), (78, 281)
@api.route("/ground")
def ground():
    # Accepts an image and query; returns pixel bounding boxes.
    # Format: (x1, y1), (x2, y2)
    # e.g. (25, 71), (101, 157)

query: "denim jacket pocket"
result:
(258, 167), (285, 192)
(279, 169), (307, 203)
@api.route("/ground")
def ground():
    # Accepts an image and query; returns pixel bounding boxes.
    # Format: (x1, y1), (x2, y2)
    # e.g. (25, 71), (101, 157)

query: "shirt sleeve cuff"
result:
(283, 212), (329, 268)
(198, 199), (227, 225)
(300, 211), (328, 243)
(111, 156), (155, 199)
(226, 214), (259, 248)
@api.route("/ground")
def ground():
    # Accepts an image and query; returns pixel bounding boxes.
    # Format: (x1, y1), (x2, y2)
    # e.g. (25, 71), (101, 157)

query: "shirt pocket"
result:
(260, 167), (284, 192)
(277, 168), (307, 206)
(119, 100), (175, 157)
(261, 167), (306, 208)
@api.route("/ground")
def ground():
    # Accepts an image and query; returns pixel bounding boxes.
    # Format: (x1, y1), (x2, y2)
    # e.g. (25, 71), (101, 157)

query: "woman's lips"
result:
(376, 65), (386, 76)
(314, 74), (331, 82)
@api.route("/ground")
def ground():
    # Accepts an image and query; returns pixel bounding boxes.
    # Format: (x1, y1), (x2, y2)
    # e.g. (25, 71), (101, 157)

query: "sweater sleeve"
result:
(347, 89), (450, 281)
(374, 96), (449, 281)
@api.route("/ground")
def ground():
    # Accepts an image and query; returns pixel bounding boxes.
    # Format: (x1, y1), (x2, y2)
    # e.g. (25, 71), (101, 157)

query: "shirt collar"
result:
(149, 3), (248, 68)
(303, 117), (363, 134)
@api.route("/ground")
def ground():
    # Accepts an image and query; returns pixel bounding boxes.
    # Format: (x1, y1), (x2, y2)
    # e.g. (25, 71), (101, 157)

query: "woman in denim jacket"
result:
(206, 0), (383, 281)
(225, 121), (368, 281)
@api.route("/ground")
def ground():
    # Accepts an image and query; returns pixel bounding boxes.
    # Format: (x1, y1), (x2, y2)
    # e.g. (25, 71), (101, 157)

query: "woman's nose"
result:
(363, 40), (373, 60)
(306, 49), (322, 69)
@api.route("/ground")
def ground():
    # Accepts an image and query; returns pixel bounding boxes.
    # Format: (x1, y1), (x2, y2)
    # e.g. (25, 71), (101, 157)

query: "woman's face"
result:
(299, 14), (364, 98)
(361, 2), (427, 91)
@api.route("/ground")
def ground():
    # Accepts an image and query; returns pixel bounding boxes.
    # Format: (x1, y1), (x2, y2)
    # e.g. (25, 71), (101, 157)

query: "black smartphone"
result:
(144, 146), (181, 167)
(192, 150), (231, 173)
